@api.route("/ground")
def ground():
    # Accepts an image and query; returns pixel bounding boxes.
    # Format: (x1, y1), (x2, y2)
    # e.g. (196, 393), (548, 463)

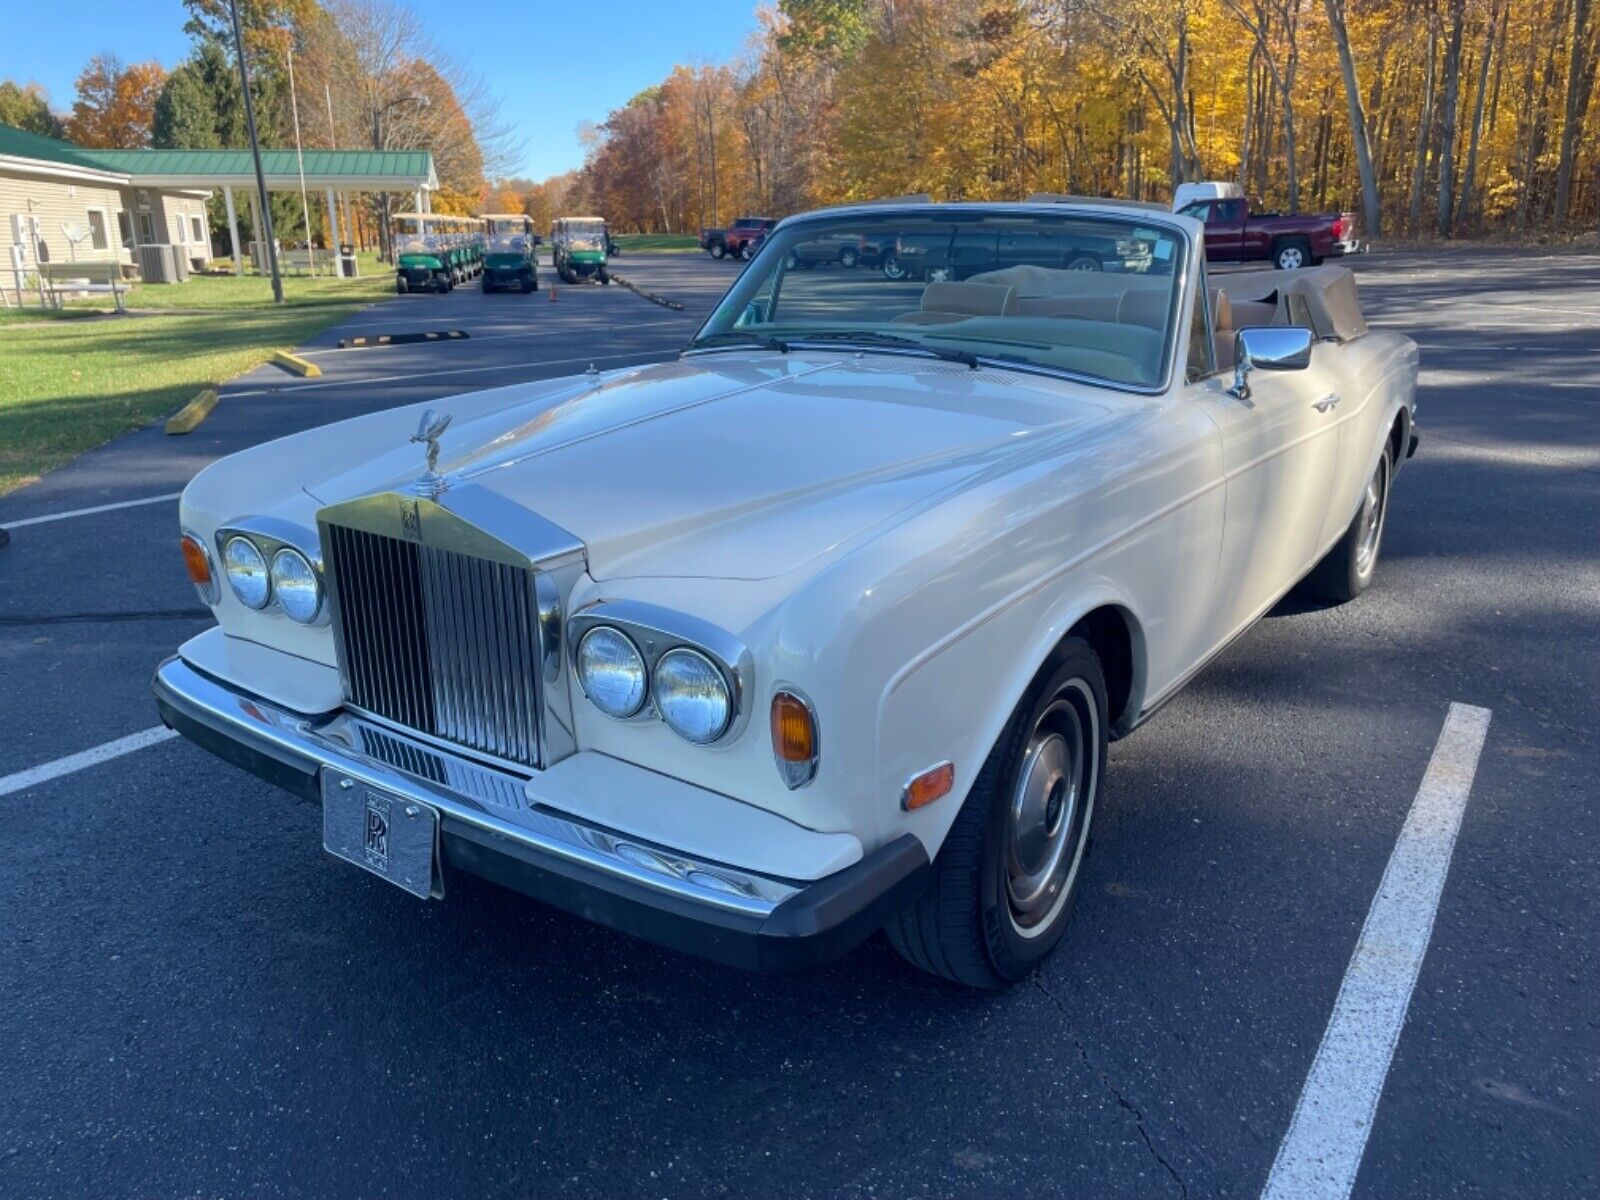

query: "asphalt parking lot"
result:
(1, 246), (1595, 1198)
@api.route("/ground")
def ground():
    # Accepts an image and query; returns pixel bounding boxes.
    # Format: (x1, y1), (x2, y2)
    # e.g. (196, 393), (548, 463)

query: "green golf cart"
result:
(551, 216), (611, 284)
(391, 212), (453, 294)
(480, 213), (540, 293)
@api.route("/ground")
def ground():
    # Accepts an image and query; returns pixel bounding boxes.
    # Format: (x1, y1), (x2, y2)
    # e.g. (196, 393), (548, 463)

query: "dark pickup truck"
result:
(1176, 196), (1361, 270)
(699, 216), (777, 261)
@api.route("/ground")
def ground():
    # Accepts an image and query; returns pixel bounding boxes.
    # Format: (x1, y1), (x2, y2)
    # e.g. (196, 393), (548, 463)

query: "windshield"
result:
(691, 210), (1186, 389)
(563, 220), (606, 248)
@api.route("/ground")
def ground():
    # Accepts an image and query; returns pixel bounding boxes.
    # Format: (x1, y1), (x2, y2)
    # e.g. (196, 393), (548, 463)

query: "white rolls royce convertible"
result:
(154, 200), (1418, 988)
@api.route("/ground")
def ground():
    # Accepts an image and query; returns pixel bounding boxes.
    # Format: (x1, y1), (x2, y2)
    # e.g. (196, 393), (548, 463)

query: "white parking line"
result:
(1, 492), (181, 529)
(0, 727), (178, 799)
(1262, 701), (1492, 1200)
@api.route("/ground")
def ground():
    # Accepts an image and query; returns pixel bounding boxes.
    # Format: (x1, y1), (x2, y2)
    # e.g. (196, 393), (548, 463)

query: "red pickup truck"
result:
(699, 216), (777, 261)
(1176, 196), (1362, 270)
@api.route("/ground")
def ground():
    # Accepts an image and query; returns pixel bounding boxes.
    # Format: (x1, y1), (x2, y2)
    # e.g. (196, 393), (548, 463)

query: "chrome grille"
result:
(323, 524), (543, 769)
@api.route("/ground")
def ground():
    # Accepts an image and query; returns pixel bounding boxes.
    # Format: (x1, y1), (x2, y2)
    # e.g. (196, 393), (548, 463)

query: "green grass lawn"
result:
(612, 233), (700, 253)
(1, 263), (391, 495)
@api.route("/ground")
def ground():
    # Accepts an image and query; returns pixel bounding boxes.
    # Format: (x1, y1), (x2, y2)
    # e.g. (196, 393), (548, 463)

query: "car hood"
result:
(305, 352), (1119, 581)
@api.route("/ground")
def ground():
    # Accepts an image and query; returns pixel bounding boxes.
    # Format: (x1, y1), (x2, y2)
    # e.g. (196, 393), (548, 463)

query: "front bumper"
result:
(152, 657), (927, 972)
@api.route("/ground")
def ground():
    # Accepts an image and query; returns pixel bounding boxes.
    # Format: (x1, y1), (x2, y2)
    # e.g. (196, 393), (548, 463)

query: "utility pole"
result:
(229, 0), (283, 303)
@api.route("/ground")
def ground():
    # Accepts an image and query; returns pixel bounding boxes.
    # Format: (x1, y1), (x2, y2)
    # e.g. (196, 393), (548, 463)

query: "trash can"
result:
(338, 243), (358, 278)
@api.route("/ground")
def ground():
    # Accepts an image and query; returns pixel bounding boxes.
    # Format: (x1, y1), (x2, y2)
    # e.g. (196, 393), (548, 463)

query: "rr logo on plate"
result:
(364, 795), (391, 867)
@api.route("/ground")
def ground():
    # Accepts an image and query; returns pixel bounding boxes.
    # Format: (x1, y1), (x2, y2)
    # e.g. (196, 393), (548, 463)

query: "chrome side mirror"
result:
(1228, 326), (1314, 400)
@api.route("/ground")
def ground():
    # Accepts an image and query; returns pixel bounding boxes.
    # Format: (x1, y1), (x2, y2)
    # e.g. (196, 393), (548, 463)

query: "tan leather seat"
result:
(892, 280), (1018, 325)
(1211, 289), (1235, 371)
(1115, 287), (1171, 330)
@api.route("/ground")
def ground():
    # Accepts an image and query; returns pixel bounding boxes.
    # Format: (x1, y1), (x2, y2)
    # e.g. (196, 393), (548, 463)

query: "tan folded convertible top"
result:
(1223, 265), (1368, 342)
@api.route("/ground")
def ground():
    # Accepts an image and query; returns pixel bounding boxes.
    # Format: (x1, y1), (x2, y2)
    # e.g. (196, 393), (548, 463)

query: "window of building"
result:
(190, 214), (205, 244)
(117, 210), (133, 248)
(138, 211), (156, 243)
(86, 208), (110, 251)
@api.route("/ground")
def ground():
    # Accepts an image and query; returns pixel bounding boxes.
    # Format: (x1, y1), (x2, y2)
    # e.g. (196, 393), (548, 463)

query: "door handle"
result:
(1312, 394), (1340, 413)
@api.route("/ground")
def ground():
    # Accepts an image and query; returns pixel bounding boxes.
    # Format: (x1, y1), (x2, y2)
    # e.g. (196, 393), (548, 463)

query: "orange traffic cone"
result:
(549, 281), (558, 302)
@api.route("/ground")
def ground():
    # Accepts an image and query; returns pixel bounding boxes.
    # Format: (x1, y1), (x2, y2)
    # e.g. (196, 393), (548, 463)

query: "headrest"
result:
(1116, 287), (1171, 330)
(921, 280), (1018, 317)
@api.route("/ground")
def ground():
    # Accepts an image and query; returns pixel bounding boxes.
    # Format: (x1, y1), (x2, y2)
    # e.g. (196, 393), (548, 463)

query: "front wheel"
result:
(838, 246), (860, 268)
(481, 277), (494, 293)
(881, 254), (909, 281)
(709, 243), (726, 260)
(887, 641), (1106, 989)
(1066, 254), (1102, 272)
(1300, 445), (1392, 603)
(598, 268), (610, 284)
(396, 274), (409, 295)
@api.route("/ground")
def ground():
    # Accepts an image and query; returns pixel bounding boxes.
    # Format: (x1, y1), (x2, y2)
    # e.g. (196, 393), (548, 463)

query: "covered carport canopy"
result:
(85, 147), (439, 274)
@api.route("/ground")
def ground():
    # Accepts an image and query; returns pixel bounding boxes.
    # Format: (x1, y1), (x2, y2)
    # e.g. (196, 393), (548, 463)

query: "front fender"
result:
(874, 583), (1147, 859)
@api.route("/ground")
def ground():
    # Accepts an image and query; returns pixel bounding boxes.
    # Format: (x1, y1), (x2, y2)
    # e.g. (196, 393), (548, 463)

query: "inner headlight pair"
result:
(576, 625), (732, 744)
(219, 535), (322, 624)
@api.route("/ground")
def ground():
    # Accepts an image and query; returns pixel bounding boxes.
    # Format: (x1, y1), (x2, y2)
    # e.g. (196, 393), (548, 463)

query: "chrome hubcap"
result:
(1355, 459), (1388, 579)
(1005, 689), (1095, 935)
(1281, 248), (1303, 268)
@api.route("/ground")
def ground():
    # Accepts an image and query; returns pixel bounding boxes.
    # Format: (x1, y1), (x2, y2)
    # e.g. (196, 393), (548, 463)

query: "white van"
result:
(1172, 181), (1244, 212)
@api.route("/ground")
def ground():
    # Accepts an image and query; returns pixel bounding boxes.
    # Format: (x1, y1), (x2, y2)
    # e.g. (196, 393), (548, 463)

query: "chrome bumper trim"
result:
(152, 656), (797, 919)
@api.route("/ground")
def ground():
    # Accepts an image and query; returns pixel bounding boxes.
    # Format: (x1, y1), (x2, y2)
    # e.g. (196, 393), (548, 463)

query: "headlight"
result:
(653, 648), (732, 744)
(576, 626), (647, 718)
(222, 536), (270, 610)
(270, 548), (322, 624)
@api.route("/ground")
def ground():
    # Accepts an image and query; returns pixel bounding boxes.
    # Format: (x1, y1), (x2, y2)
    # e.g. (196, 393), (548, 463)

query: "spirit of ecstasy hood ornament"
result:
(409, 408), (452, 497)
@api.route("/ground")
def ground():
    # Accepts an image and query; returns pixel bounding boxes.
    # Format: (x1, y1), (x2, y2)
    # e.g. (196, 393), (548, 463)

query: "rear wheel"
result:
(709, 242), (726, 260)
(886, 641), (1106, 989)
(396, 274), (409, 294)
(838, 245), (860, 268)
(1066, 253), (1102, 272)
(785, 250), (802, 271)
(881, 254), (909, 281)
(1300, 445), (1392, 603)
(1273, 239), (1310, 270)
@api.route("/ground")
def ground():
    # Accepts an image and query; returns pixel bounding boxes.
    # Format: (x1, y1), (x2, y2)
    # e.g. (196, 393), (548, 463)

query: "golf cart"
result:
(481, 213), (540, 293)
(551, 216), (611, 284)
(391, 212), (454, 294)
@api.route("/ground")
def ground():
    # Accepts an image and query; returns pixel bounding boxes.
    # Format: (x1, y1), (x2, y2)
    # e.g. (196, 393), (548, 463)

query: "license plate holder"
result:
(322, 771), (441, 899)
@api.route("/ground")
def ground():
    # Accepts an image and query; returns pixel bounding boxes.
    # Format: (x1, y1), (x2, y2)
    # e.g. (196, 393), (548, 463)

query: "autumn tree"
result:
(0, 80), (66, 138)
(65, 55), (166, 148)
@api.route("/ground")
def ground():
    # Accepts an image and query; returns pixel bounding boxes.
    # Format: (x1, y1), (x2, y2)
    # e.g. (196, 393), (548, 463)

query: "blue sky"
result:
(8, 0), (762, 178)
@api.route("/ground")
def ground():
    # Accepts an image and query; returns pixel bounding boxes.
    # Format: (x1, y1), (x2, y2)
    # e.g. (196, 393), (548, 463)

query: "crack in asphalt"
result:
(1032, 974), (1189, 1199)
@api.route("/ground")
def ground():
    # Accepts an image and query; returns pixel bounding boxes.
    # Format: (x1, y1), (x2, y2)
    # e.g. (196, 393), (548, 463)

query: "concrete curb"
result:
(271, 349), (323, 377)
(165, 388), (220, 435)
(609, 273), (685, 312)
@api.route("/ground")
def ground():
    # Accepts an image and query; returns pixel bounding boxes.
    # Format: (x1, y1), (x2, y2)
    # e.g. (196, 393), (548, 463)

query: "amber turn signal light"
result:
(902, 761), (955, 811)
(180, 533), (219, 605)
(770, 690), (818, 789)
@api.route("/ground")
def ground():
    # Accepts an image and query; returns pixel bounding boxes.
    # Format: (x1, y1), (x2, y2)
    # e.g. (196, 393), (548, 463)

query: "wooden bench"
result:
(280, 249), (333, 276)
(39, 262), (127, 312)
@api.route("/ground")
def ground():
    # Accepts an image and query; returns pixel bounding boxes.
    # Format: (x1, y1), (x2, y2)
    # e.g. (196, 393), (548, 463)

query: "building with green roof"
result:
(1, 122), (438, 293)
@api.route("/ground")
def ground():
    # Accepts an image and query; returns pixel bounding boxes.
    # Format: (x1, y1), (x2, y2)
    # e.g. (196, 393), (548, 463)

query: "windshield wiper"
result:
(686, 330), (789, 353)
(787, 330), (979, 369)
